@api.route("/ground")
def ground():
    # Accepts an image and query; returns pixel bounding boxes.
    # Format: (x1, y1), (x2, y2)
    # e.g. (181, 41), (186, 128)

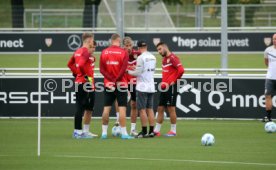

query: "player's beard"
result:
(162, 51), (167, 57)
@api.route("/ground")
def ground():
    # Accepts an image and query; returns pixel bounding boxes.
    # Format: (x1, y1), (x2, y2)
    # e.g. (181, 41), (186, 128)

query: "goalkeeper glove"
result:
(85, 76), (93, 83)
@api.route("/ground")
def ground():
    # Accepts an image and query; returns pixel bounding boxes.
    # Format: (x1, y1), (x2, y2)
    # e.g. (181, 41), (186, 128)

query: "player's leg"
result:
(114, 100), (119, 125)
(146, 92), (155, 137)
(154, 90), (167, 136)
(263, 79), (273, 122)
(83, 91), (98, 137)
(166, 106), (177, 136)
(130, 85), (138, 136)
(116, 88), (134, 139)
(73, 84), (85, 138)
(101, 88), (116, 139)
(164, 84), (178, 137)
(136, 91), (148, 138)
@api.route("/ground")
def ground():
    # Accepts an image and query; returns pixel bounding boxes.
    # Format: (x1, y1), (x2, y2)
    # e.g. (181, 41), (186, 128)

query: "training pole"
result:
(37, 49), (42, 157)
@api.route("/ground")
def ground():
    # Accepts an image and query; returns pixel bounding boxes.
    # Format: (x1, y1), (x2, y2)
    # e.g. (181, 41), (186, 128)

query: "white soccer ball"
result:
(264, 122), (276, 133)
(112, 125), (121, 137)
(201, 133), (215, 146)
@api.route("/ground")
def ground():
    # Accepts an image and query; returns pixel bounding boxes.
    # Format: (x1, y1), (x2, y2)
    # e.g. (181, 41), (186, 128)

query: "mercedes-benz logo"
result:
(67, 34), (81, 50)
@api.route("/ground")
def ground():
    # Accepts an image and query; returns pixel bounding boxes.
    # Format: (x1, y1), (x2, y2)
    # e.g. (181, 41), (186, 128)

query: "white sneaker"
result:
(87, 132), (98, 137)
(130, 130), (138, 136)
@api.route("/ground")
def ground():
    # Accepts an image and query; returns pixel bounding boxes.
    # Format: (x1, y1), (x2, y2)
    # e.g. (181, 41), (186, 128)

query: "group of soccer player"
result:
(67, 32), (184, 139)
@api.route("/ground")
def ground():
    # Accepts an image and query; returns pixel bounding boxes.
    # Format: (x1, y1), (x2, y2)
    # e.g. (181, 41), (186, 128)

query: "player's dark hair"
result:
(156, 41), (166, 48)
(82, 32), (94, 42)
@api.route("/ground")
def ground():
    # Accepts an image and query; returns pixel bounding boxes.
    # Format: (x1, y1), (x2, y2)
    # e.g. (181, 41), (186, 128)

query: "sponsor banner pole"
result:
(221, 0), (228, 75)
(37, 49), (42, 157)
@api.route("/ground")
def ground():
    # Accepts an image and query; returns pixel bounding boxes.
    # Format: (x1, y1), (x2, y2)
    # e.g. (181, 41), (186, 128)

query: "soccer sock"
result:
(131, 123), (136, 131)
(171, 124), (176, 133)
(83, 124), (90, 133)
(154, 123), (161, 132)
(149, 126), (154, 134)
(116, 112), (119, 122)
(267, 110), (272, 120)
(142, 126), (147, 135)
(102, 125), (108, 135)
(121, 126), (128, 136)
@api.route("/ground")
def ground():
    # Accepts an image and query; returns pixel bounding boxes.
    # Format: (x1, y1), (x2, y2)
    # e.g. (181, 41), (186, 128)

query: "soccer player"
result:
(100, 33), (134, 139)
(124, 36), (141, 136)
(67, 33), (98, 139)
(154, 42), (184, 137)
(127, 40), (156, 138)
(263, 33), (276, 122)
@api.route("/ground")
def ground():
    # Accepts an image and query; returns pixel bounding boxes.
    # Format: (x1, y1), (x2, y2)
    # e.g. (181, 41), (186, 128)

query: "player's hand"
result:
(85, 76), (93, 84)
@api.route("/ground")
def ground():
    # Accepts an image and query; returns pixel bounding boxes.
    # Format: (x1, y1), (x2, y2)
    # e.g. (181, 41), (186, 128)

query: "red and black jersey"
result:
(126, 49), (141, 84)
(100, 45), (129, 88)
(67, 47), (94, 85)
(161, 53), (184, 86)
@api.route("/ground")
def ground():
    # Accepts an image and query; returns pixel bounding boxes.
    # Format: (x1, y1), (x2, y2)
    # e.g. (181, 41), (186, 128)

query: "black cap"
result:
(137, 40), (147, 47)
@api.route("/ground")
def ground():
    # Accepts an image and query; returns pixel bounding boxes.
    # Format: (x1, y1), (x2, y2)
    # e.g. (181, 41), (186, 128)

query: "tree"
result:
(138, 0), (182, 11)
(83, 0), (101, 28)
(11, 0), (24, 28)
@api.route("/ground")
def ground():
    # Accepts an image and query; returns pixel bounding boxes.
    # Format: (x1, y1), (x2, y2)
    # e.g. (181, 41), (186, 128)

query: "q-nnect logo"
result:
(67, 34), (81, 50)
(176, 84), (201, 113)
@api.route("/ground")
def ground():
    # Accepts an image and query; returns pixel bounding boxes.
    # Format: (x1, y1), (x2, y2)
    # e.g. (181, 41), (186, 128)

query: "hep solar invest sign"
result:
(0, 32), (274, 52)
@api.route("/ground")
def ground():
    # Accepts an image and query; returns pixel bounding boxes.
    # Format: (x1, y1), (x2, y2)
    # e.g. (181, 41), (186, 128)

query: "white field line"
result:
(54, 155), (276, 167)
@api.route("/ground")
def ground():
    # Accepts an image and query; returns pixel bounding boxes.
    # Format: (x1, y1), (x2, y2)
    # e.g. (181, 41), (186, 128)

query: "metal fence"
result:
(2, 2), (276, 30)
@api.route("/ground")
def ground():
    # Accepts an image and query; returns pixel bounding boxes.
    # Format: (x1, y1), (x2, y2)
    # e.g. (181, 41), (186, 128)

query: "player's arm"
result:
(172, 57), (184, 79)
(264, 50), (269, 67)
(115, 52), (129, 81)
(128, 56), (143, 76)
(99, 53), (116, 82)
(67, 55), (77, 76)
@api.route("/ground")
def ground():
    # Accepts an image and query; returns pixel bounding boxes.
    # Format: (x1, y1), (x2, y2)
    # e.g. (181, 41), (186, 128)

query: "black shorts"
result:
(104, 87), (128, 107)
(265, 79), (276, 95)
(128, 84), (136, 102)
(159, 84), (178, 107)
(76, 84), (95, 111)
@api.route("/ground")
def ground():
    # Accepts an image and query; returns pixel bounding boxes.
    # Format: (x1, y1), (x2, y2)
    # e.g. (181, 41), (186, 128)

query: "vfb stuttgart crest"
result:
(264, 37), (272, 46)
(45, 38), (52, 47)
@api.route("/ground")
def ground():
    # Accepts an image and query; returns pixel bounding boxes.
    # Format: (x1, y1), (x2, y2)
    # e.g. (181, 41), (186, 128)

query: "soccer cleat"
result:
(121, 134), (135, 139)
(101, 134), (107, 139)
(164, 131), (176, 137)
(72, 132), (82, 139)
(147, 132), (155, 138)
(262, 116), (272, 122)
(154, 131), (161, 137)
(114, 122), (120, 126)
(135, 132), (147, 138)
(87, 132), (98, 137)
(79, 132), (93, 139)
(130, 130), (138, 136)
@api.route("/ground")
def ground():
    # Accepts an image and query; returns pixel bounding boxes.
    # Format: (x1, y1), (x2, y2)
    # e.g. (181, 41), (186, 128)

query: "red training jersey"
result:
(161, 53), (184, 86)
(126, 49), (141, 84)
(67, 47), (94, 85)
(100, 45), (129, 88)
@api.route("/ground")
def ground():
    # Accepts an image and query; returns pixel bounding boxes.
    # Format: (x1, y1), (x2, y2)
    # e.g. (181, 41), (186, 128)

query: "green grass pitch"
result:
(0, 53), (265, 69)
(0, 53), (272, 169)
(0, 119), (275, 170)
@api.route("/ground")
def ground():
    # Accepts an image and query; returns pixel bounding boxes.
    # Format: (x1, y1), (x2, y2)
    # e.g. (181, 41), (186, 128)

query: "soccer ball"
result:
(201, 133), (215, 146)
(112, 125), (121, 137)
(264, 122), (276, 133)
